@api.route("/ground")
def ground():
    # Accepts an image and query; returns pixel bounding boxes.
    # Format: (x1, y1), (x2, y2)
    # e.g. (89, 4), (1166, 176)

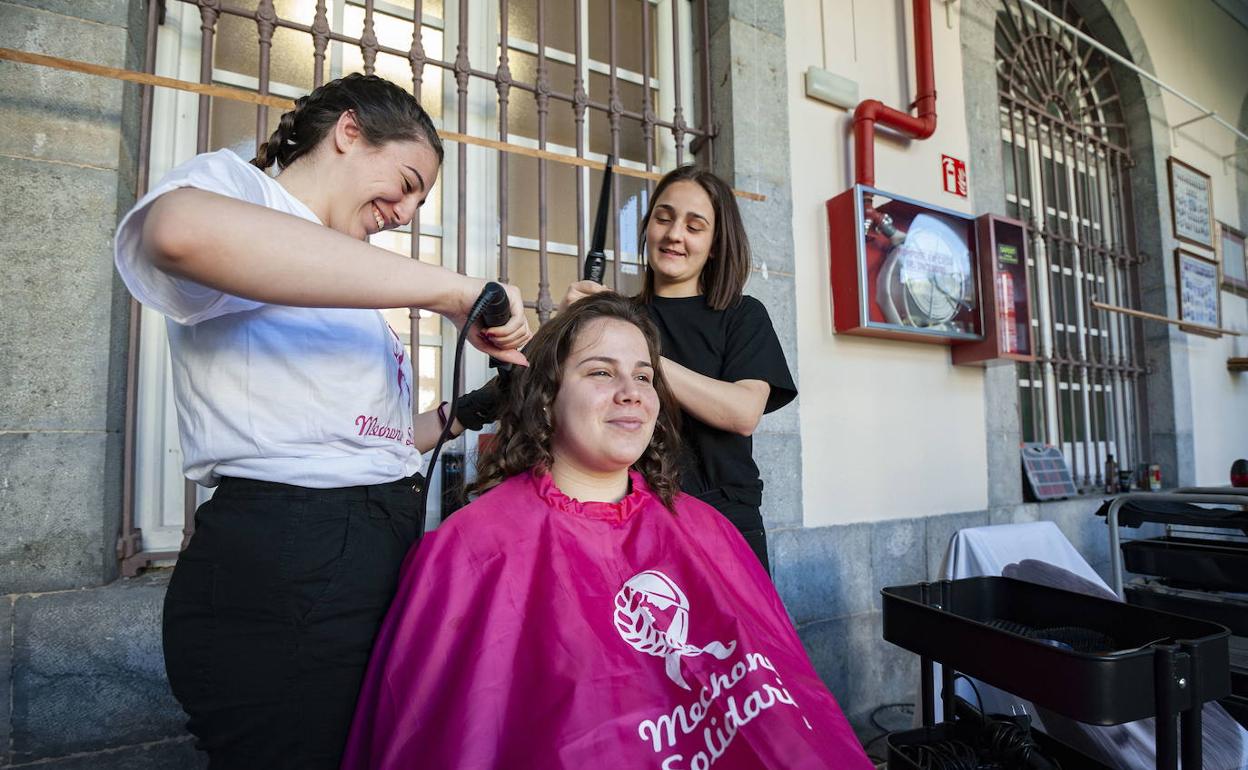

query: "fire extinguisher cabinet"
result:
(951, 214), (1036, 366)
(827, 185), (984, 344)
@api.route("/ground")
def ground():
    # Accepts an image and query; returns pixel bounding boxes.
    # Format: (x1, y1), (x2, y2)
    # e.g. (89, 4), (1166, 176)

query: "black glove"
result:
(454, 376), (504, 432)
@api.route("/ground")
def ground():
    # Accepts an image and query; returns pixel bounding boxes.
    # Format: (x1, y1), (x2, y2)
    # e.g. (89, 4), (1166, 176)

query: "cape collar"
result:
(532, 468), (651, 523)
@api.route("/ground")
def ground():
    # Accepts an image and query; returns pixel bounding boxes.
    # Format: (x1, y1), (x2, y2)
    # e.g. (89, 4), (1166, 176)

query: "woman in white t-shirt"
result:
(114, 73), (530, 769)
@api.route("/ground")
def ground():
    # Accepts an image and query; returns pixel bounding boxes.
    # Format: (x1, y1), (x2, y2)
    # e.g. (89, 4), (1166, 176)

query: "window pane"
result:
(417, 345), (441, 411)
(506, 154), (580, 246)
(214, 1), (318, 91)
(375, 0), (444, 22)
(1019, 377), (1038, 444)
(588, 74), (647, 160)
(1224, 229), (1246, 283)
(505, 246), (577, 328)
(341, 8), (445, 124)
(588, 0), (652, 75)
(506, 53), (577, 147)
(209, 95), (280, 154)
(507, 0), (576, 55)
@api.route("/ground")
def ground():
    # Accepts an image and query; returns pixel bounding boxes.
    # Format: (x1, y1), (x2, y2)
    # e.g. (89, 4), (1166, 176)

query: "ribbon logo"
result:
(614, 570), (737, 691)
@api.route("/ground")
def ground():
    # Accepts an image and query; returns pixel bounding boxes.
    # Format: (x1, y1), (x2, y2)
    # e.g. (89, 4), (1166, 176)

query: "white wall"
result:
(1127, 1), (1248, 485)
(785, 0), (988, 526)
(783, 0), (1248, 523)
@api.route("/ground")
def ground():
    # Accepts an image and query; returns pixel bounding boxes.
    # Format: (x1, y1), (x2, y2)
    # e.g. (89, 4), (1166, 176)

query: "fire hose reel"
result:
(826, 184), (1035, 365)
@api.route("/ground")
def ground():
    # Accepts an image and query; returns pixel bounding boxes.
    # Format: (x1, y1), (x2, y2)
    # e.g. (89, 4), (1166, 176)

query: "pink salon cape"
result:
(341, 470), (873, 770)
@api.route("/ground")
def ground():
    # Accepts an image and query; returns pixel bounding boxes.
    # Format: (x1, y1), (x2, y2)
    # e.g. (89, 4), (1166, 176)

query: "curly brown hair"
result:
(473, 292), (682, 509)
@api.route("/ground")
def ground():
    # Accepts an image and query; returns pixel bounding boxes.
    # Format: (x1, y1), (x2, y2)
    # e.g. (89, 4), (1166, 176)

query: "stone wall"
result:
(0, 1), (175, 765)
(1, 574), (204, 768)
(0, 0), (142, 593)
(707, 0), (805, 540)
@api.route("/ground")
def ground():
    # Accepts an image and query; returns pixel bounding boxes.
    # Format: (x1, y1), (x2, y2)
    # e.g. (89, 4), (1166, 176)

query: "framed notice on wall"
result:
(1175, 248), (1221, 334)
(1168, 157), (1215, 249)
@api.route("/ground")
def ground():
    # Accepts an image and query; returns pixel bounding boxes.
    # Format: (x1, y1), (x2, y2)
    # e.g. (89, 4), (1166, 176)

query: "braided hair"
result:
(252, 73), (442, 172)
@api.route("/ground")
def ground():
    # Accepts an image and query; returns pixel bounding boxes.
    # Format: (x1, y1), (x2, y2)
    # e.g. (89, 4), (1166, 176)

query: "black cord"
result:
(891, 677), (1062, 770)
(869, 702), (915, 734)
(899, 738), (977, 770)
(864, 702), (914, 762)
(415, 291), (497, 533)
(951, 673), (986, 726)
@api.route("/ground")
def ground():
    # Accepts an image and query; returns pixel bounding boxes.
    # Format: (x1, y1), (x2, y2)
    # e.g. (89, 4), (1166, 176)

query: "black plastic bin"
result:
(1122, 535), (1248, 592)
(881, 577), (1232, 770)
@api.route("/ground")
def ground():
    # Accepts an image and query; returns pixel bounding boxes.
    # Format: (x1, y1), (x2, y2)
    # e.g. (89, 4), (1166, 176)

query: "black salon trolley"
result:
(880, 576), (1231, 769)
(1101, 487), (1248, 727)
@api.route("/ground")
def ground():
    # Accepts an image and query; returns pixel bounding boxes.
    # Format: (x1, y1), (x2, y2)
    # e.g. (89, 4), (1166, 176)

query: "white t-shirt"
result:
(114, 149), (422, 488)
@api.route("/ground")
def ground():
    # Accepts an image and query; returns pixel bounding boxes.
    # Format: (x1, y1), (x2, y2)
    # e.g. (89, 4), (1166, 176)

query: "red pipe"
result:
(853, 0), (937, 187)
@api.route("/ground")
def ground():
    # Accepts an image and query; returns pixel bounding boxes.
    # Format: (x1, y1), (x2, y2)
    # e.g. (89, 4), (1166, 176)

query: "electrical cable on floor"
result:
(886, 676), (1061, 769)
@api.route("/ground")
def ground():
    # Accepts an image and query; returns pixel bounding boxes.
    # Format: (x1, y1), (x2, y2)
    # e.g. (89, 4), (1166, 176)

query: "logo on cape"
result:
(613, 570), (737, 691)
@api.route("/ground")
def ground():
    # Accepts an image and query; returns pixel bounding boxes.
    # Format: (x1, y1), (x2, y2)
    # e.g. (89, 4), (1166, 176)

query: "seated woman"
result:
(342, 293), (872, 770)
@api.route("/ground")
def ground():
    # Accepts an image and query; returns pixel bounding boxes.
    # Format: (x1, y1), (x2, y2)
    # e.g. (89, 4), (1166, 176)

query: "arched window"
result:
(996, 0), (1147, 490)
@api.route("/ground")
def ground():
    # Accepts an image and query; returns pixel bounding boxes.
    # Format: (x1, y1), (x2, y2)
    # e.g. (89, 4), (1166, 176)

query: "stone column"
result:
(706, 0), (804, 551)
(961, 0), (1024, 508)
(0, 0), (149, 592)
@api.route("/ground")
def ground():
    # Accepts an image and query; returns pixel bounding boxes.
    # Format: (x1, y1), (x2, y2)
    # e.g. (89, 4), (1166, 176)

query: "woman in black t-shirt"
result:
(563, 166), (796, 572)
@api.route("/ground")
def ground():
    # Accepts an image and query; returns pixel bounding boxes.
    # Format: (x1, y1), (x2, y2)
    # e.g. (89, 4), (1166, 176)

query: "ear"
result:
(332, 109), (362, 154)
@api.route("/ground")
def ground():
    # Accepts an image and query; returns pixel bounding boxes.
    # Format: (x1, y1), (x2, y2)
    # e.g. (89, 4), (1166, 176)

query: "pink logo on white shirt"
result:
(388, 326), (412, 409)
(355, 415), (414, 446)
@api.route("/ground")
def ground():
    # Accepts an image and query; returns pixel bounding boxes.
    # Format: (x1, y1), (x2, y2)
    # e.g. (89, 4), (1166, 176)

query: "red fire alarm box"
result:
(827, 185), (983, 344)
(951, 214), (1036, 366)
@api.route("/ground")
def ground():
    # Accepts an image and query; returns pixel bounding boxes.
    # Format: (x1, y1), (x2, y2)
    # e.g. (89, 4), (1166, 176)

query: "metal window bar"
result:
(995, 0), (1148, 493)
(117, 0), (717, 574)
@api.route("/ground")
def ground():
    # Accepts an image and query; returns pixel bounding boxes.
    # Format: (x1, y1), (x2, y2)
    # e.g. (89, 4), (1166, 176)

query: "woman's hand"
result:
(443, 278), (531, 367)
(558, 279), (610, 312)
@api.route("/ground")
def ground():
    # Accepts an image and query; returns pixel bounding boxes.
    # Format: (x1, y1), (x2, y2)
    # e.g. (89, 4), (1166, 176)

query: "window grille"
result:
(995, 0), (1148, 491)
(120, 0), (712, 574)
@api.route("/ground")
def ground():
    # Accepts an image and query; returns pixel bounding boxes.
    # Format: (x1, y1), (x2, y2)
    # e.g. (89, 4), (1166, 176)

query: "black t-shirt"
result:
(645, 294), (797, 508)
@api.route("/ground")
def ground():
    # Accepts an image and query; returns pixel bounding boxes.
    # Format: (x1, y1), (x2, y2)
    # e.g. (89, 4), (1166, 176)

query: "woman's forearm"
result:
(144, 188), (476, 316)
(659, 356), (769, 436)
(411, 408), (465, 454)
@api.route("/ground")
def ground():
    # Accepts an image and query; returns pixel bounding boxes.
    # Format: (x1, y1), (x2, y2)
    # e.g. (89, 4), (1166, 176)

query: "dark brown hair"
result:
(639, 165), (750, 311)
(473, 292), (682, 509)
(251, 73), (443, 171)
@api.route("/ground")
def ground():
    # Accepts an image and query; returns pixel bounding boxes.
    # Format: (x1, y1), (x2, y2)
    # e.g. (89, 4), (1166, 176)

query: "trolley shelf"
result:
(881, 576), (1231, 770)
(1122, 535), (1248, 592)
(882, 577), (1230, 725)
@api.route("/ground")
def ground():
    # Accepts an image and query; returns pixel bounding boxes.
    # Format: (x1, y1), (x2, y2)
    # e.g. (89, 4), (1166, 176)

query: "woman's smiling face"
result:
(550, 317), (660, 476)
(645, 180), (716, 296)
(329, 117), (440, 241)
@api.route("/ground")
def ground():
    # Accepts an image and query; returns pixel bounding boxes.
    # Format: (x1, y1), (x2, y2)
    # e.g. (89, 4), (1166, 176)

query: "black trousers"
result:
(162, 475), (422, 769)
(697, 489), (771, 575)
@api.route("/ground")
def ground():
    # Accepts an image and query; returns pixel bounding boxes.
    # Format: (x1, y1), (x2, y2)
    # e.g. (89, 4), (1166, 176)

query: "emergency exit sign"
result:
(942, 155), (968, 197)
